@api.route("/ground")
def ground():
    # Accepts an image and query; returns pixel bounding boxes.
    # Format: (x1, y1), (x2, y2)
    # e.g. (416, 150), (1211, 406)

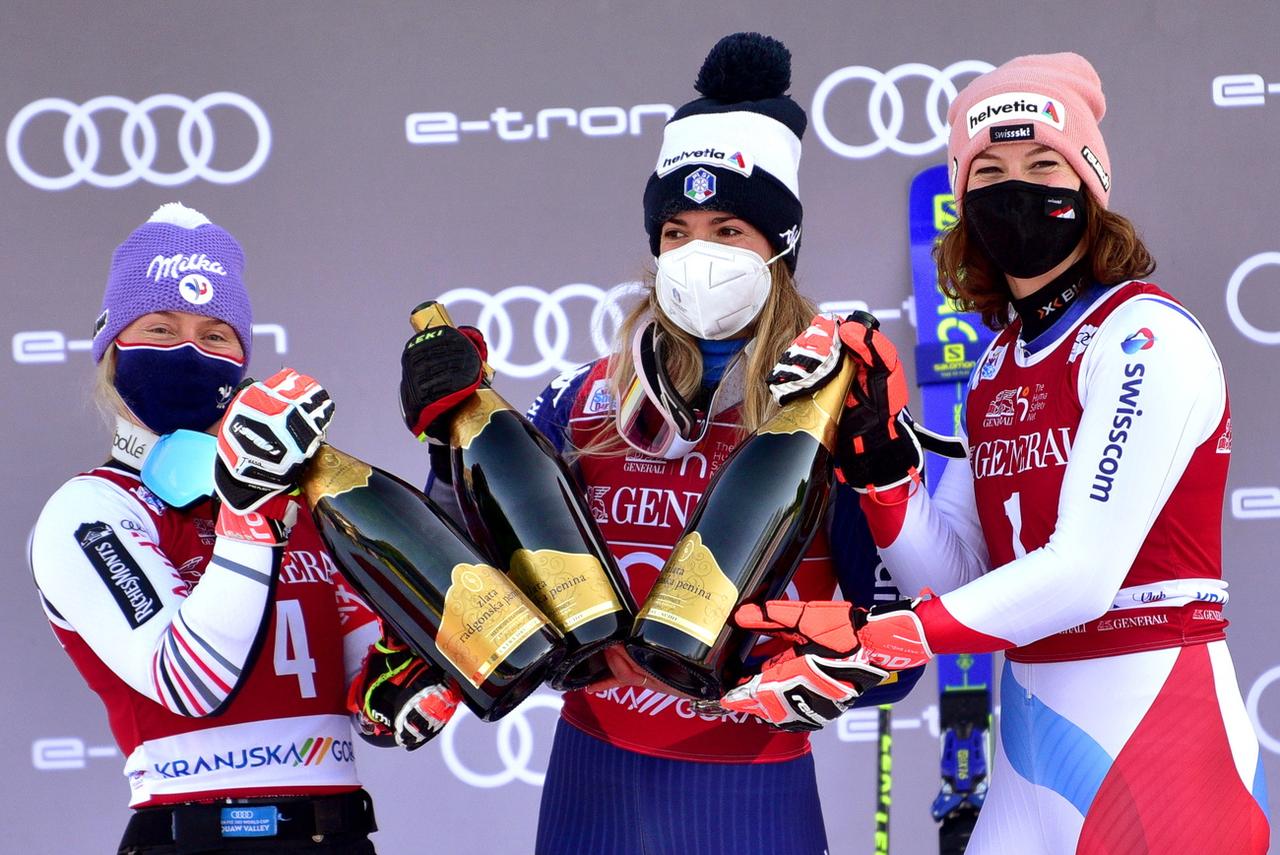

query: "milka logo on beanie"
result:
(966, 91), (1065, 138)
(146, 253), (228, 282)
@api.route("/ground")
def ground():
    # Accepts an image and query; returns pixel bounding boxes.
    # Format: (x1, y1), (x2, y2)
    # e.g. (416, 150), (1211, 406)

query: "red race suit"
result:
(31, 420), (382, 807)
(524, 357), (920, 764)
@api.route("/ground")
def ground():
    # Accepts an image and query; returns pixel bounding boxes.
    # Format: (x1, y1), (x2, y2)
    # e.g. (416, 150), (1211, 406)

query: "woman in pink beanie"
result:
(723, 53), (1271, 853)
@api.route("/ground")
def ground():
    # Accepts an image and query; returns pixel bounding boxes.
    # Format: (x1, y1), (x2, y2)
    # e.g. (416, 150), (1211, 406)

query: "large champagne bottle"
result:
(300, 444), (565, 721)
(410, 301), (636, 690)
(626, 355), (857, 700)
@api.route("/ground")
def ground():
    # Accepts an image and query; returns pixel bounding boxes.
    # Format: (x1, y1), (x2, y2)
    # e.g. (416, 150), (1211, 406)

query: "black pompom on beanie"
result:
(643, 32), (807, 268)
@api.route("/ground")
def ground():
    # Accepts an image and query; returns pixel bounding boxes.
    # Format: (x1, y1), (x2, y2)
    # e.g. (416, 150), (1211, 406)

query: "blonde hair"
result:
(577, 262), (816, 458)
(93, 346), (133, 427)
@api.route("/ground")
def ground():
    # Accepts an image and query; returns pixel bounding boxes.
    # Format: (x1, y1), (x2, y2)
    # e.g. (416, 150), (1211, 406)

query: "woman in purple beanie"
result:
(31, 203), (459, 854)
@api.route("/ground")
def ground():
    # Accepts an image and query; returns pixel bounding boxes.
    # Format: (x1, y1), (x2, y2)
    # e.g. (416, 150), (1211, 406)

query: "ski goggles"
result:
(141, 429), (218, 510)
(615, 322), (745, 460)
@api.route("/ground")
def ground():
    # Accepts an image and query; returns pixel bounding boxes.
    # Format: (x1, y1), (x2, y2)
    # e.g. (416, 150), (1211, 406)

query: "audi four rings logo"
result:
(440, 693), (563, 788)
(436, 281), (646, 379)
(1227, 252), (1280, 345)
(7, 93), (271, 190)
(812, 60), (993, 159)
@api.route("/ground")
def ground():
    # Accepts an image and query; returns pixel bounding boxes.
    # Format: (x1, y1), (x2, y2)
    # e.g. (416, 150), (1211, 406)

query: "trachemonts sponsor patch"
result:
(76, 521), (160, 628)
(966, 91), (1065, 139)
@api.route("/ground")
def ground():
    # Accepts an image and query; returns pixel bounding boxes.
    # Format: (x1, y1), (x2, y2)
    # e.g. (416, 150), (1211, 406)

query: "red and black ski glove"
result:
(214, 369), (334, 545)
(835, 314), (965, 501)
(720, 598), (933, 732)
(399, 324), (487, 442)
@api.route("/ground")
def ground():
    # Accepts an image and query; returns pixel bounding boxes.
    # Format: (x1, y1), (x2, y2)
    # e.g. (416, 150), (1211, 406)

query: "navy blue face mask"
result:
(114, 341), (245, 436)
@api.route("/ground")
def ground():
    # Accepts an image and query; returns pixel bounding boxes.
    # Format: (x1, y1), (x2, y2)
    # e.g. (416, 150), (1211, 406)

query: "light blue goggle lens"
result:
(140, 429), (218, 509)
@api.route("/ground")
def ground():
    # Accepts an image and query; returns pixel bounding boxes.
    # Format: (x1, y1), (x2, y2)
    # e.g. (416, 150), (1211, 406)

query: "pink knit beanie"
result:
(947, 52), (1111, 207)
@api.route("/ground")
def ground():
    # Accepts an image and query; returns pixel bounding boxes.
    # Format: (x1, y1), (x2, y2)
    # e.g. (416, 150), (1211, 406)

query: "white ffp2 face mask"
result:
(654, 240), (787, 340)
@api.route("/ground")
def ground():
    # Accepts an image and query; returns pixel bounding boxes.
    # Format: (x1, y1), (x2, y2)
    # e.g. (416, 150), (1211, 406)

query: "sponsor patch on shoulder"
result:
(75, 522), (160, 628)
(583, 379), (615, 415)
(974, 343), (1008, 386)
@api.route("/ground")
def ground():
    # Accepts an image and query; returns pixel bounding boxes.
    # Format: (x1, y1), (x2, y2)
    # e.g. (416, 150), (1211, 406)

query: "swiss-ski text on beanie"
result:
(643, 32), (806, 268)
(946, 52), (1111, 207)
(93, 202), (253, 362)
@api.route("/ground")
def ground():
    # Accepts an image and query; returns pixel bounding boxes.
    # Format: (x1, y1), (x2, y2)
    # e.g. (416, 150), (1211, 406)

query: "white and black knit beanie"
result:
(643, 32), (807, 269)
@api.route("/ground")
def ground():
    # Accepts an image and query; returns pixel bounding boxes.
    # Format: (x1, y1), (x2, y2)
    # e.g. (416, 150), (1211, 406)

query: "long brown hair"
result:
(934, 192), (1157, 330)
(577, 262), (816, 458)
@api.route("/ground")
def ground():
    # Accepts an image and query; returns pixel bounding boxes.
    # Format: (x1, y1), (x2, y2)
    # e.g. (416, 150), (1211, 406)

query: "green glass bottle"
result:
(627, 355), (857, 700)
(410, 301), (636, 690)
(300, 444), (564, 721)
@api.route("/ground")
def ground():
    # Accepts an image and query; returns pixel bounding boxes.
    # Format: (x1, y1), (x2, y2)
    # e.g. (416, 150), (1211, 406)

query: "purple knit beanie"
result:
(92, 203), (253, 362)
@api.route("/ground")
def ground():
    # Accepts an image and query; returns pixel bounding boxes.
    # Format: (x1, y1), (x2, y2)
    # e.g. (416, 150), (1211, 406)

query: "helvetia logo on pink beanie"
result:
(946, 52), (1112, 207)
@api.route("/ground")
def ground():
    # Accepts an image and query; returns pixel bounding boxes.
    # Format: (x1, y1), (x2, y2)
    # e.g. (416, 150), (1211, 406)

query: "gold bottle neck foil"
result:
(300, 443), (373, 504)
(452, 388), (515, 449)
(758, 355), (857, 451)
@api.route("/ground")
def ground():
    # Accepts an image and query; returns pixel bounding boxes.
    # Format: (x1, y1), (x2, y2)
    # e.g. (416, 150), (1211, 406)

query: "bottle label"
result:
(508, 548), (624, 632)
(452, 389), (515, 450)
(438, 563), (551, 688)
(759, 356), (857, 451)
(635, 531), (738, 647)
(299, 445), (373, 503)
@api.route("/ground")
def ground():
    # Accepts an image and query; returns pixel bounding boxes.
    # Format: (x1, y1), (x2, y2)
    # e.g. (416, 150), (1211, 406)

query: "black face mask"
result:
(964, 180), (1088, 279)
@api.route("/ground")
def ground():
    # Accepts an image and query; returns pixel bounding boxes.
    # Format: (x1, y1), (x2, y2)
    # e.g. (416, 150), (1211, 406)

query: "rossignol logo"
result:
(990, 123), (1034, 143)
(406, 103), (675, 145)
(146, 253), (227, 282)
(1090, 363), (1145, 502)
(966, 91), (1065, 139)
(657, 147), (751, 177)
(153, 737), (355, 778)
(1081, 146), (1111, 191)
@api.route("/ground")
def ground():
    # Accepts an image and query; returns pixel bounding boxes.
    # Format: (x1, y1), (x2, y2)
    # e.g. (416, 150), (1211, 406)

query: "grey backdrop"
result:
(4, 2), (1278, 852)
